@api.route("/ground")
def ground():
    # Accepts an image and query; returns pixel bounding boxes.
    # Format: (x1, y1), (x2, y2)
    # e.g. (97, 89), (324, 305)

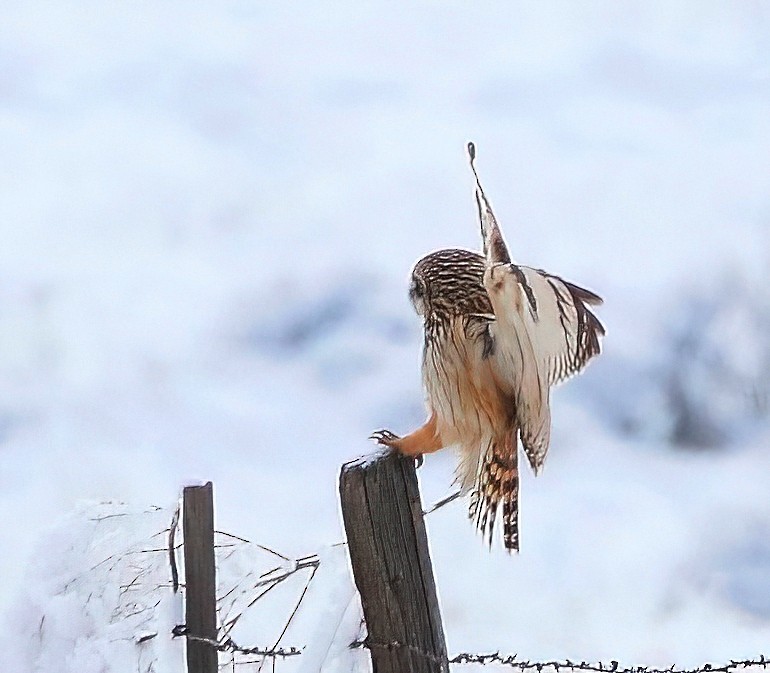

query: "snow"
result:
(2, 502), (185, 673)
(1, 501), (365, 672)
(1, 1), (770, 671)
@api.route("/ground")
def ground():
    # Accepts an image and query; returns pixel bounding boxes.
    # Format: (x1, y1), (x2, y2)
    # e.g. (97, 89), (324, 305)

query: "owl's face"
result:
(408, 273), (428, 316)
(408, 248), (489, 318)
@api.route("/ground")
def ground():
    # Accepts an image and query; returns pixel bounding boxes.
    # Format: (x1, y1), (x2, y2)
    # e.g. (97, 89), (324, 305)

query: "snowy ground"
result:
(1, 2), (770, 671)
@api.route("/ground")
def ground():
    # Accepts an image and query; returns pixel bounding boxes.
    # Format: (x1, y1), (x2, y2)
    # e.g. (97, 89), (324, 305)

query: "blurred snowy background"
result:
(1, 1), (770, 670)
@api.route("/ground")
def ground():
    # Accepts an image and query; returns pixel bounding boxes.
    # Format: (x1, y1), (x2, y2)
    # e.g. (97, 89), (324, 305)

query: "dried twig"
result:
(218, 551), (320, 641)
(424, 489), (463, 515)
(168, 504), (180, 593)
(258, 562), (319, 673)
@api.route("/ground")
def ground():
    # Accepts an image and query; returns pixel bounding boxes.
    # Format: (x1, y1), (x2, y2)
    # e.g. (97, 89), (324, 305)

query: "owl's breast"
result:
(422, 316), (510, 446)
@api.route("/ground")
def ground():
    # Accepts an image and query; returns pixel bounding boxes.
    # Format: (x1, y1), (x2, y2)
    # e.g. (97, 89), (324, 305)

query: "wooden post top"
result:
(340, 451), (449, 673)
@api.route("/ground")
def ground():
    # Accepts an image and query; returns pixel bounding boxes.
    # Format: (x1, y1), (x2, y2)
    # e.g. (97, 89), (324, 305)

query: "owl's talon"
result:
(369, 429), (401, 447)
(415, 454), (424, 468)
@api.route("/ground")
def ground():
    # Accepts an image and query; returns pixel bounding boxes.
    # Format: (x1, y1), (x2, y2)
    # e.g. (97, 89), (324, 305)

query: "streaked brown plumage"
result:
(371, 143), (604, 551)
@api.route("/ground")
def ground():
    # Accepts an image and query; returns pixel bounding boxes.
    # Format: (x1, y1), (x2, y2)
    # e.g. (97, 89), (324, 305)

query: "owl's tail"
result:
(468, 434), (519, 552)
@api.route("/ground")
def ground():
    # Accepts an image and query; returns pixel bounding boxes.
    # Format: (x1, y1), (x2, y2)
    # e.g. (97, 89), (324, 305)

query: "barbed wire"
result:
(178, 629), (769, 673)
(167, 512), (769, 673)
(447, 653), (769, 673)
(172, 625), (302, 659)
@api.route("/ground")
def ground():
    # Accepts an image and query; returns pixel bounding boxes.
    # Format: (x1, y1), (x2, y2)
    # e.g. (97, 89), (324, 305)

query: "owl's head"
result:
(409, 248), (488, 318)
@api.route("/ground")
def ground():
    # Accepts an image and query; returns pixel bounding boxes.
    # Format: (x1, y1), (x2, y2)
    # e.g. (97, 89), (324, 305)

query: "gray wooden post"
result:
(183, 482), (218, 673)
(339, 452), (449, 673)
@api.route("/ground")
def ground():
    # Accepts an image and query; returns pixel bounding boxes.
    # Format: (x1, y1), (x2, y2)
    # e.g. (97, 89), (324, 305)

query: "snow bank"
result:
(1, 502), (184, 673)
(1, 502), (365, 672)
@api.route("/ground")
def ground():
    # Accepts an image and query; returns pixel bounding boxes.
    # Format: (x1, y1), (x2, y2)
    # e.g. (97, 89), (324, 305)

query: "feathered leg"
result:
(469, 433), (519, 552)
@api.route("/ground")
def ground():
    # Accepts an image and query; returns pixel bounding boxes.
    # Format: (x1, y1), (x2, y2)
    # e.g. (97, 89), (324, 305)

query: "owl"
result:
(371, 143), (604, 551)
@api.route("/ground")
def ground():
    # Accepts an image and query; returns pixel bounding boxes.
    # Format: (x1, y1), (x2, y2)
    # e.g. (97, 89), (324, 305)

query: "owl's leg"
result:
(369, 413), (443, 461)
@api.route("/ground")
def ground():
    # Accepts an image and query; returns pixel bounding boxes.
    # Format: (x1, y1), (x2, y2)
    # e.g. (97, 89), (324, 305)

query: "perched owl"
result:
(371, 143), (604, 551)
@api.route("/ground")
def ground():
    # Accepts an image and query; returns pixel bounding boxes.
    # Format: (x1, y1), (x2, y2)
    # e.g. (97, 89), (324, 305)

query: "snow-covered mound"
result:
(2, 501), (367, 672)
(3, 503), (184, 673)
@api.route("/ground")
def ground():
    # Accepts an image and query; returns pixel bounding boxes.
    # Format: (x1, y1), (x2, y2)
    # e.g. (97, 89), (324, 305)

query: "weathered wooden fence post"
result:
(183, 482), (218, 673)
(339, 452), (449, 673)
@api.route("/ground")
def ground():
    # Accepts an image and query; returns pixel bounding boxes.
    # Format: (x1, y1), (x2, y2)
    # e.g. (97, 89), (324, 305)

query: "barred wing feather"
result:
(516, 266), (604, 387)
(486, 264), (604, 474)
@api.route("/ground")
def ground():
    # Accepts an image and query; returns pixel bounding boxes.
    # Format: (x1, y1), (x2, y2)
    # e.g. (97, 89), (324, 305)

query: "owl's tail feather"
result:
(468, 435), (519, 552)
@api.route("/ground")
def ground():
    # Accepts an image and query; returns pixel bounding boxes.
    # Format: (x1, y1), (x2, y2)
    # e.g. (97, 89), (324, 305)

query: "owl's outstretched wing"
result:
(469, 142), (551, 473)
(485, 271), (552, 474)
(513, 266), (604, 386)
(468, 141), (604, 473)
(487, 265), (604, 471)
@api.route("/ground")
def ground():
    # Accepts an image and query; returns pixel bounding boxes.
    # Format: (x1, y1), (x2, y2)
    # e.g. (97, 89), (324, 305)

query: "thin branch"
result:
(424, 489), (463, 515)
(215, 530), (253, 544)
(168, 504), (180, 593)
(258, 563), (319, 673)
(214, 531), (292, 562)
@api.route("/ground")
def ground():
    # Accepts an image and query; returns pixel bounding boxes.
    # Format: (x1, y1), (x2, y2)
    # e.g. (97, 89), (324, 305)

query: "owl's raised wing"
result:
(468, 141), (604, 473)
(468, 142), (551, 472)
(514, 266), (604, 386)
(467, 140), (604, 387)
